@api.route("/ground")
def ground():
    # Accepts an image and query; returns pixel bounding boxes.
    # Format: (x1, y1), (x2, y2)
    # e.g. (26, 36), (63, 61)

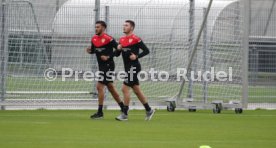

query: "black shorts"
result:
(98, 62), (115, 85)
(123, 63), (141, 87)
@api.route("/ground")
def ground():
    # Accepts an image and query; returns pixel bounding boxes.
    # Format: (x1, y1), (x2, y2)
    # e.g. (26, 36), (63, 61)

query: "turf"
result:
(0, 110), (276, 148)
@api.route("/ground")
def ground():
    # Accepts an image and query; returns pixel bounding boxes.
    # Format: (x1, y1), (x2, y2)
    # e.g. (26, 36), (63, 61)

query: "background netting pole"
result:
(176, 0), (213, 103)
(241, 0), (249, 109)
(0, 0), (7, 110)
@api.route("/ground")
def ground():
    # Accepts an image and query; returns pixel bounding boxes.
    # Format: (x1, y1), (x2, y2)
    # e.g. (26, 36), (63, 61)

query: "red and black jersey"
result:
(117, 34), (150, 68)
(89, 33), (118, 65)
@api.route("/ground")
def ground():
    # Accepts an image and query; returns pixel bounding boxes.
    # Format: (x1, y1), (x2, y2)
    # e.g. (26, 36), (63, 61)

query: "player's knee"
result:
(107, 85), (118, 96)
(107, 84), (114, 90)
(96, 84), (104, 92)
(121, 87), (126, 93)
(121, 87), (128, 94)
(132, 85), (140, 94)
(133, 88), (140, 95)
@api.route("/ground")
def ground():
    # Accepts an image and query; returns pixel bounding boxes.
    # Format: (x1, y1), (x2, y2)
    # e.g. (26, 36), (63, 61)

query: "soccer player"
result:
(86, 21), (125, 119)
(115, 20), (155, 121)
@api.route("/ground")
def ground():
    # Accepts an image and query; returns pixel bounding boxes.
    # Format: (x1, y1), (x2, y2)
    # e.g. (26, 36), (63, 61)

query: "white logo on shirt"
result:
(95, 48), (105, 52)
(122, 48), (131, 52)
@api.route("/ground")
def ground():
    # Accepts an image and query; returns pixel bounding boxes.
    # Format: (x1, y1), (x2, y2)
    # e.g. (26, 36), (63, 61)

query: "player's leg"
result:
(132, 85), (155, 121)
(122, 84), (131, 107)
(122, 65), (137, 109)
(90, 82), (105, 119)
(115, 84), (130, 121)
(97, 82), (105, 106)
(132, 84), (147, 104)
(106, 83), (125, 113)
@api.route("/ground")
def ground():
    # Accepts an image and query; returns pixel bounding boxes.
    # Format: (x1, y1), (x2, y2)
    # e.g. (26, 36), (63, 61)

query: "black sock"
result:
(143, 103), (151, 112)
(124, 106), (129, 115)
(98, 105), (103, 113)
(118, 102), (125, 112)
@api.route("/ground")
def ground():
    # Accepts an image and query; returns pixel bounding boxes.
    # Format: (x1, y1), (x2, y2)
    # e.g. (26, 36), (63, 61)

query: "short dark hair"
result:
(125, 20), (135, 29)
(95, 20), (107, 28)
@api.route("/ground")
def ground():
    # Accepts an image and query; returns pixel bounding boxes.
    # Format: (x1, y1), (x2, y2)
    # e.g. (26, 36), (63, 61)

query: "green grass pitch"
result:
(0, 110), (276, 148)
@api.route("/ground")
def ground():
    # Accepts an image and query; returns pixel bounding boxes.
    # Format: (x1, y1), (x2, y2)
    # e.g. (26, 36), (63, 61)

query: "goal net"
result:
(0, 0), (244, 109)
